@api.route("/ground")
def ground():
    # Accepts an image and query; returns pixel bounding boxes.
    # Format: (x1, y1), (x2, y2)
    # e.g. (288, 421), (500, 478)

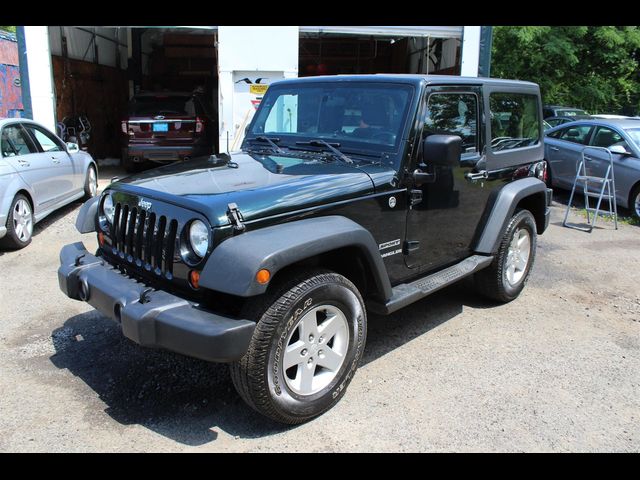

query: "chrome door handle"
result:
(549, 146), (559, 151)
(584, 155), (593, 161)
(17, 159), (30, 167)
(52, 157), (60, 164)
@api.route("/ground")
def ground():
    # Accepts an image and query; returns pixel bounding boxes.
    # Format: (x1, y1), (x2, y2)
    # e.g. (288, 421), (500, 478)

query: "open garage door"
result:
(299, 26), (463, 77)
(48, 27), (219, 164)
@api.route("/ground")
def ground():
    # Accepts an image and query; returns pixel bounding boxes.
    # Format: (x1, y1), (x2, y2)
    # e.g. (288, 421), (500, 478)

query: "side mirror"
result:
(66, 142), (80, 153)
(423, 134), (462, 167)
(608, 144), (631, 155)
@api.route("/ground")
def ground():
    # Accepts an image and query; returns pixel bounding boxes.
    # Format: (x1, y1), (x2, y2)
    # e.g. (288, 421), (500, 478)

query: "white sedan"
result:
(0, 118), (97, 249)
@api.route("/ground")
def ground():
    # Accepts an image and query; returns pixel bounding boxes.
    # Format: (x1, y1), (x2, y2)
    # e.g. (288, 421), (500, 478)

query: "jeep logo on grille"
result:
(138, 198), (152, 211)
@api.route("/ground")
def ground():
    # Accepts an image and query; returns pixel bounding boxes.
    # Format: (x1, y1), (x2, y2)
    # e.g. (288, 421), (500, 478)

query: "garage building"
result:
(15, 26), (491, 162)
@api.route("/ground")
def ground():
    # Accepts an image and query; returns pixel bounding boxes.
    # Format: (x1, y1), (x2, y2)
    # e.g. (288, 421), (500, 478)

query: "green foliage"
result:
(0, 26), (16, 34)
(492, 26), (640, 115)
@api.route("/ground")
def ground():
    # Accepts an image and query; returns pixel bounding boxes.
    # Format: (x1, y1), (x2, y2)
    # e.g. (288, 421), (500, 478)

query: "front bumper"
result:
(57, 242), (255, 362)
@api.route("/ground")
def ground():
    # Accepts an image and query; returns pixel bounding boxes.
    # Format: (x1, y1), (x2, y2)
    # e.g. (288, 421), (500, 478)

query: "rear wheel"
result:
(475, 209), (537, 303)
(1, 194), (34, 250)
(123, 157), (141, 173)
(83, 165), (98, 199)
(230, 269), (367, 424)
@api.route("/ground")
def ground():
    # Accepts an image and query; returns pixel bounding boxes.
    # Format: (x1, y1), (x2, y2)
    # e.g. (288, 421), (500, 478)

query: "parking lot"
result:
(0, 165), (638, 452)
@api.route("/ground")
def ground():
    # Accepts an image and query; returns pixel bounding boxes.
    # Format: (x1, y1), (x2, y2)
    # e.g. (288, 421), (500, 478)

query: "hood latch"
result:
(227, 203), (246, 232)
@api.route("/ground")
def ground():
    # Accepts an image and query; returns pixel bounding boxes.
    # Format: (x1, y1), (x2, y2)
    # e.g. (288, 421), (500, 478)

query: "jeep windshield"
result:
(245, 82), (414, 157)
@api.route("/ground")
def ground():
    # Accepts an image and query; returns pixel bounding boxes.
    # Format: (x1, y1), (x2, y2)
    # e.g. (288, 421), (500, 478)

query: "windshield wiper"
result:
(295, 139), (354, 164)
(250, 136), (285, 154)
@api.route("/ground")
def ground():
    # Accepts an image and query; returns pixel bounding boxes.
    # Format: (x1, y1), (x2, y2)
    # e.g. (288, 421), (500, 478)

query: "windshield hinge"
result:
(227, 203), (246, 232)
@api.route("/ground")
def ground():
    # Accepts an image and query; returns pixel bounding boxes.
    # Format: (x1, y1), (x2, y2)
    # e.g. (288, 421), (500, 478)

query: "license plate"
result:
(152, 122), (169, 132)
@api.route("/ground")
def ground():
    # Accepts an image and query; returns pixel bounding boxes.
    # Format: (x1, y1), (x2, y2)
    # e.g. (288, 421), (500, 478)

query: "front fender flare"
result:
(199, 215), (393, 300)
(75, 196), (99, 233)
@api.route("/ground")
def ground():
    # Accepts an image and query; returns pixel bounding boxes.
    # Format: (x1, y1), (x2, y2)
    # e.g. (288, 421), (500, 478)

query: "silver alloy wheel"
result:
(13, 199), (33, 242)
(504, 228), (531, 287)
(282, 305), (350, 396)
(634, 191), (640, 218)
(88, 167), (97, 197)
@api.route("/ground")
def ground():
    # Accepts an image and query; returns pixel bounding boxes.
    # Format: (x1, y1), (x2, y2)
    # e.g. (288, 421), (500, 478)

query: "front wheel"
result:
(475, 209), (537, 303)
(630, 184), (640, 220)
(230, 270), (367, 424)
(0, 194), (34, 250)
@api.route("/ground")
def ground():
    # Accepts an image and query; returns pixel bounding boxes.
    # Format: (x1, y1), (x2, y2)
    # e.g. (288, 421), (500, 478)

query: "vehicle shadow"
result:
(48, 277), (496, 446)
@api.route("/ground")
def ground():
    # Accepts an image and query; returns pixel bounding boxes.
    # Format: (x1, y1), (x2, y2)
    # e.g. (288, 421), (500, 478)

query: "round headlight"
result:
(189, 220), (209, 257)
(102, 194), (115, 224)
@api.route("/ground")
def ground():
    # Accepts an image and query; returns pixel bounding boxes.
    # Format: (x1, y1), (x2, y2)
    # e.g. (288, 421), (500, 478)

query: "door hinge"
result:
(410, 189), (423, 207)
(403, 240), (420, 255)
(227, 203), (246, 232)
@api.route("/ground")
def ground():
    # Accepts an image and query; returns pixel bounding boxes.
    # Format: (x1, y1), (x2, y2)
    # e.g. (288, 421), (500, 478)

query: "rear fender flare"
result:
(474, 177), (548, 254)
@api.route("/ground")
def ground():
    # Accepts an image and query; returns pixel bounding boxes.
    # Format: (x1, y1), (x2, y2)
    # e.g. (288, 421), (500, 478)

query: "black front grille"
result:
(111, 202), (178, 277)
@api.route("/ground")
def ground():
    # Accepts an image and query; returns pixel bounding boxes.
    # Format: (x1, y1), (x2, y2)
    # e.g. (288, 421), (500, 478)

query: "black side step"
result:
(367, 255), (494, 315)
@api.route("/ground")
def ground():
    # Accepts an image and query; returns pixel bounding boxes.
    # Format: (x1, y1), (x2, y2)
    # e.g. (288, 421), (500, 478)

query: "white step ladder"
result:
(563, 146), (618, 232)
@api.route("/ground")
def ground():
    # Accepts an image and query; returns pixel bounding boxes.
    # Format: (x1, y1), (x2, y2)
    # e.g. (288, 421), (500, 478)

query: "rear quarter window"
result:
(490, 93), (540, 151)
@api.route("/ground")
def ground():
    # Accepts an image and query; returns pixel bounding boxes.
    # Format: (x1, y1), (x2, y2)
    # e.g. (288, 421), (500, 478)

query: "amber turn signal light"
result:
(98, 232), (105, 246)
(256, 269), (271, 284)
(189, 270), (200, 289)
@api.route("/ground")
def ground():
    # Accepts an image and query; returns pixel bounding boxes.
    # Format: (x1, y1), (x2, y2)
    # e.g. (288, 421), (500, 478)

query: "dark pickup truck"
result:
(58, 74), (552, 424)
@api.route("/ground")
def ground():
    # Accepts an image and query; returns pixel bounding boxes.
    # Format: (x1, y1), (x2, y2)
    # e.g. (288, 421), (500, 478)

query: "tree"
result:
(491, 26), (640, 115)
(0, 26), (16, 34)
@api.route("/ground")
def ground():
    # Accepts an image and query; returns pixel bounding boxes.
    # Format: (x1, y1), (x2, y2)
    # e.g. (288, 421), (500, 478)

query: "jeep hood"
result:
(108, 152), (396, 227)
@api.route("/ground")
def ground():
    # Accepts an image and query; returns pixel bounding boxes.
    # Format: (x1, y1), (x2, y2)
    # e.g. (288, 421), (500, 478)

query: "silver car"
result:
(0, 118), (98, 249)
(544, 118), (640, 218)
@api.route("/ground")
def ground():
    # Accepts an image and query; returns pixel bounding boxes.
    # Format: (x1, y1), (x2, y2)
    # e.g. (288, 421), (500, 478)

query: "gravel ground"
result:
(0, 167), (638, 452)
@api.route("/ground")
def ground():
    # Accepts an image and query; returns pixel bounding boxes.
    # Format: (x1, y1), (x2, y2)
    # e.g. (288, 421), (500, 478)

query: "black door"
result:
(404, 86), (493, 272)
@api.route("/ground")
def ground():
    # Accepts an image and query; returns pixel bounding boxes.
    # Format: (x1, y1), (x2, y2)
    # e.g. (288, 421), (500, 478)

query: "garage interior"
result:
(48, 27), (219, 160)
(45, 27), (462, 163)
(299, 31), (461, 77)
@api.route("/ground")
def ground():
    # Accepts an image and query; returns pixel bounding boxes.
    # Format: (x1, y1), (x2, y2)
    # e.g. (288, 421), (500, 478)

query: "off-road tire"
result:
(0, 193), (34, 250)
(475, 209), (537, 303)
(230, 269), (367, 424)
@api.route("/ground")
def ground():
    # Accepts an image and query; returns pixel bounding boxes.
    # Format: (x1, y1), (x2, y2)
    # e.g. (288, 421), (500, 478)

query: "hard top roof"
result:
(273, 74), (538, 88)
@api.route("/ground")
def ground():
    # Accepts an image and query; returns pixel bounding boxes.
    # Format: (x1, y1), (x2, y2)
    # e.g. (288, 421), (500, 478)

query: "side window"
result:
(591, 126), (628, 149)
(489, 93), (540, 151)
(425, 93), (478, 154)
(558, 125), (593, 145)
(25, 125), (64, 153)
(1, 125), (38, 157)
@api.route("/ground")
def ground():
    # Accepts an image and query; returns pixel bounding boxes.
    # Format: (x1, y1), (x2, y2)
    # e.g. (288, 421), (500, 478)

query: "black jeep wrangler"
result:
(58, 75), (552, 424)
